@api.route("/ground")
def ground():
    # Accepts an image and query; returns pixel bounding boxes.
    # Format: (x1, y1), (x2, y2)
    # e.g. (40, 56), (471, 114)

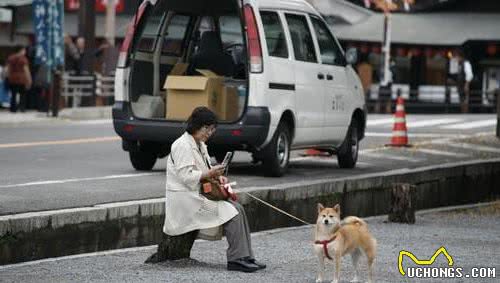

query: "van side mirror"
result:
(345, 48), (358, 65)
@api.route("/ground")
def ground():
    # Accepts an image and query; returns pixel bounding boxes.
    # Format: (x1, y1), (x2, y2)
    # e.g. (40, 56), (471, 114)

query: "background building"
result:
(310, 0), (500, 111)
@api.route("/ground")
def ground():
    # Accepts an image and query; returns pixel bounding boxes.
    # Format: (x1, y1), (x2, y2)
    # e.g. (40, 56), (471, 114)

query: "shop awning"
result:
(331, 12), (500, 46)
(307, 0), (500, 46)
(0, 0), (32, 7)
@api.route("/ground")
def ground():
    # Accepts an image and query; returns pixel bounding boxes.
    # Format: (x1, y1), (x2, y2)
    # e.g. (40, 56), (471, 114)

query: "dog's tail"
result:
(341, 216), (367, 227)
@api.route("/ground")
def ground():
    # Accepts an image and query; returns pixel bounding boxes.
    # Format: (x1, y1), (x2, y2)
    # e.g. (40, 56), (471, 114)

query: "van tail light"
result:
(117, 2), (148, 67)
(244, 4), (263, 73)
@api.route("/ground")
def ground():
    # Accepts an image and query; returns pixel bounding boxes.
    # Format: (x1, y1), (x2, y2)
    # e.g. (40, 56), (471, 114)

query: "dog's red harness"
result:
(315, 234), (337, 260)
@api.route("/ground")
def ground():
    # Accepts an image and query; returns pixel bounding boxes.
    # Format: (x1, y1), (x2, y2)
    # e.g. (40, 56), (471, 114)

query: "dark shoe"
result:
(227, 258), (260, 273)
(245, 257), (266, 270)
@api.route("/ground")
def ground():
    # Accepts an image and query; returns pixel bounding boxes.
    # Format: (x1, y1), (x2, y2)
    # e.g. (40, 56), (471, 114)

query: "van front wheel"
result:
(129, 151), (157, 171)
(337, 119), (359, 169)
(262, 124), (291, 177)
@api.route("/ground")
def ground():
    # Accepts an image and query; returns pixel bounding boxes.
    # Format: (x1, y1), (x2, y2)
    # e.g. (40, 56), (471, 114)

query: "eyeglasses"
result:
(201, 125), (217, 135)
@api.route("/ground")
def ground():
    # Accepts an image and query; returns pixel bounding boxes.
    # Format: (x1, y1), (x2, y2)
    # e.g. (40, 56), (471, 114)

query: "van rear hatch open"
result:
(126, 0), (249, 123)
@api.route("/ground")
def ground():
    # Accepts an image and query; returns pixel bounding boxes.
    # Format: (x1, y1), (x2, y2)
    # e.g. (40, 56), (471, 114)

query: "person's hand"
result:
(203, 165), (225, 180)
(219, 175), (228, 184)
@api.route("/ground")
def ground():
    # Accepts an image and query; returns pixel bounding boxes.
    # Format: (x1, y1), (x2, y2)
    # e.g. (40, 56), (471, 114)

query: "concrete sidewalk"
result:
(1, 203), (498, 283)
(0, 107), (111, 125)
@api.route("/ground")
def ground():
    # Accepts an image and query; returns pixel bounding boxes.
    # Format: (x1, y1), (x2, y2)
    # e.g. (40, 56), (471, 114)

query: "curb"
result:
(1, 158), (499, 264)
(57, 106), (112, 120)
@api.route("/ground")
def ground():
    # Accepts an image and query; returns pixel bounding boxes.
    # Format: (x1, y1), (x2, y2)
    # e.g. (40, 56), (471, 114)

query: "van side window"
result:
(161, 14), (190, 56)
(219, 15), (244, 46)
(311, 17), (345, 66)
(136, 7), (166, 52)
(285, 14), (317, 63)
(260, 11), (288, 58)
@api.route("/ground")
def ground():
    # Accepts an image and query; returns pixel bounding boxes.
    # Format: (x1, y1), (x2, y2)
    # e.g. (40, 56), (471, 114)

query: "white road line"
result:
(0, 136), (120, 149)
(440, 119), (497, 130)
(361, 152), (422, 162)
(406, 118), (463, 128)
(367, 118), (394, 126)
(411, 148), (469, 158)
(70, 119), (113, 125)
(444, 143), (500, 154)
(365, 132), (459, 138)
(0, 173), (161, 189)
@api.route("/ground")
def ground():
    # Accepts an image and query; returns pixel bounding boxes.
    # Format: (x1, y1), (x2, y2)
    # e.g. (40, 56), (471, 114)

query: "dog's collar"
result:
(315, 234), (338, 260)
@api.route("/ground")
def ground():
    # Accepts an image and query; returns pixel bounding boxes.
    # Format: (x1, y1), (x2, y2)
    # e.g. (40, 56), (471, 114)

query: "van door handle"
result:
(317, 73), (325, 80)
(326, 74), (333, 81)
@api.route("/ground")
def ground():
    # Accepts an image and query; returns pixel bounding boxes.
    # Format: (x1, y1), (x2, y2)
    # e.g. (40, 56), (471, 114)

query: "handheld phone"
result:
(221, 152), (233, 167)
(221, 152), (233, 176)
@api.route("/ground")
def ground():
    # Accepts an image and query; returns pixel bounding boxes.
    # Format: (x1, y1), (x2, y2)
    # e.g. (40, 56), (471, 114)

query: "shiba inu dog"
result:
(314, 204), (377, 283)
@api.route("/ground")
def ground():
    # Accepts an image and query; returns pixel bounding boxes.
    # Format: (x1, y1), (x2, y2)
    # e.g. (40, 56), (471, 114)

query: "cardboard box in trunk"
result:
(164, 69), (238, 121)
(220, 86), (239, 121)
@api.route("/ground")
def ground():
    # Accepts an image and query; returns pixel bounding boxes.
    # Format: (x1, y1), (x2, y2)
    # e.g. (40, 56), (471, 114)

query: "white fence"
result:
(61, 72), (115, 107)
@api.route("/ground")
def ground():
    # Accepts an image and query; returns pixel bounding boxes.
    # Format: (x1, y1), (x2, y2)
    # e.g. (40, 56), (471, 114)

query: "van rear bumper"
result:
(112, 102), (270, 151)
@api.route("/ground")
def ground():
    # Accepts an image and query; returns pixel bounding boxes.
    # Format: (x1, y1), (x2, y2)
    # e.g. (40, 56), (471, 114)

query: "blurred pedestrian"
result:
(0, 63), (10, 108)
(356, 53), (373, 100)
(455, 50), (473, 113)
(63, 35), (81, 108)
(64, 35), (80, 75)
(377, 60), (394, 114)
(75, 37), (86, 75)
(72, 37), (86, 107)
(26, 44), (44, 111)
(5, 45), (32, 112)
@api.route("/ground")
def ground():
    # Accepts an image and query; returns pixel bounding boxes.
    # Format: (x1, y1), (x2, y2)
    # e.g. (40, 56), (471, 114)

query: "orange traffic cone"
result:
(387, 96), (411, 147)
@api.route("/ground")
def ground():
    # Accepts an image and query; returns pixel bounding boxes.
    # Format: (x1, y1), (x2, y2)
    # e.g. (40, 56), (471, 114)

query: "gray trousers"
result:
(223, 200), (254, 261)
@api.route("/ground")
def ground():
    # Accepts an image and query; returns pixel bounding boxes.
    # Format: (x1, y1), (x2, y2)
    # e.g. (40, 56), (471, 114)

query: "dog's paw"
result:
(331, 280), (339, 283)
(315, 278), (323, 283)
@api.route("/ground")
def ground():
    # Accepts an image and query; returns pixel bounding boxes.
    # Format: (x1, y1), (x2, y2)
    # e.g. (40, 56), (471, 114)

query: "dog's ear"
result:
(317, 203), (324, 213)
(333, 204), (340, 214)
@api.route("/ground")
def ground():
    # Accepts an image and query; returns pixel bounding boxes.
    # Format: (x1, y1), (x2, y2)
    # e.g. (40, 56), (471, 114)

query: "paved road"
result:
(0, 114), (498, 215)
(0, 203), (498, 283)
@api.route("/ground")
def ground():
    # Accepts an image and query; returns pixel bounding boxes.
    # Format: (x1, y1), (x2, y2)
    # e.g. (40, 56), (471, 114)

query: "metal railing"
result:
(367, 84), (498, 113)
(60, 72), (115, 108)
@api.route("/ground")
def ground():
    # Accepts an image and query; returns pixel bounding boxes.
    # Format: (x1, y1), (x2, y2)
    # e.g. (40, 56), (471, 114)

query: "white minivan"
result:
(113, 0), (367, 176)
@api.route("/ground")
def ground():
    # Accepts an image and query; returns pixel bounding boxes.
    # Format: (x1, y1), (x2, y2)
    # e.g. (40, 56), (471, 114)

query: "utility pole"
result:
(381, 10), (392, 87)
(105, 0), (116, 46)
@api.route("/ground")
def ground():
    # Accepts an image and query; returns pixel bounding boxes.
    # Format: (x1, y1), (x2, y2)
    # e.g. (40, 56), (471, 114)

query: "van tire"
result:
(130, 151), (157, 171)
(337, 119), (359, 169)
(262, 123), (291, 177)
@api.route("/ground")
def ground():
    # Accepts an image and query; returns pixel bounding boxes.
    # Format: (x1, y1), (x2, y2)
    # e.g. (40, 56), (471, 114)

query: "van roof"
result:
(255, 0), (320, 16)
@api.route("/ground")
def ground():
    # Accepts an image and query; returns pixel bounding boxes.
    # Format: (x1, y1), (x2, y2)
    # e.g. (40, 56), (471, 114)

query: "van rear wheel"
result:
(129, 151), (157, 171)
(262, 123), (291, 177)
(337, 119), (359, 169)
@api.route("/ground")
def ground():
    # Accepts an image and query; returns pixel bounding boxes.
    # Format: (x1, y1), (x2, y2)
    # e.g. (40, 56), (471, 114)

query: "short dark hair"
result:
(186, 107), (218, 135)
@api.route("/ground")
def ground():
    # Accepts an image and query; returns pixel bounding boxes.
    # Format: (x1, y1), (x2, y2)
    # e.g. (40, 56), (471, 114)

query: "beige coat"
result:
(163, 132), (238, 240)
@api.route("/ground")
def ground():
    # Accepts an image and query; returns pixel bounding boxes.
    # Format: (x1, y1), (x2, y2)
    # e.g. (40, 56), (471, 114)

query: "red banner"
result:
(65, 0), (124, 13)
